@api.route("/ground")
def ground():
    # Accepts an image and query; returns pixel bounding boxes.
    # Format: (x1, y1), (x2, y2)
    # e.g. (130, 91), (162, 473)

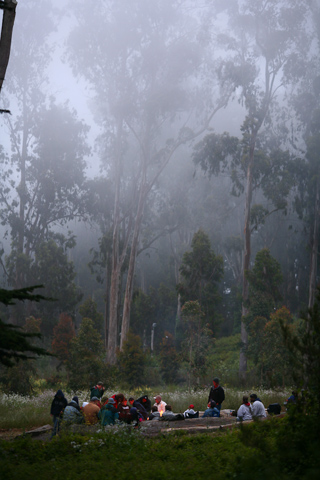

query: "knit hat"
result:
(189, 404), (194, 409)
(72, 396), (79, 405)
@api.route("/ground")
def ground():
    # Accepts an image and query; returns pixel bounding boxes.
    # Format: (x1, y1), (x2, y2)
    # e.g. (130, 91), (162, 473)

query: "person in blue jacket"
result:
(202, 400), (220, 418)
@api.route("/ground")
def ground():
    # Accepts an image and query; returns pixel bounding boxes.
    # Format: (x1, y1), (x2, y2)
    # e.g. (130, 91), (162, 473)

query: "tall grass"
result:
(0, 386), (291, 430)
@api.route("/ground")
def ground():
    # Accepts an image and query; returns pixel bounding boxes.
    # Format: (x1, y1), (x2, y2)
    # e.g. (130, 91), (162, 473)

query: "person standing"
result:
(90, 381), (105, 400)
(50, 389), (68, 438)
(208, 377), (225, 412)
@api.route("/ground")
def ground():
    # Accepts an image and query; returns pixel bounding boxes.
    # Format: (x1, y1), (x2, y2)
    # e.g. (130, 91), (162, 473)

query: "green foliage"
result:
(245, 248), (283, 323)
(1, 414), (320, 479)
(51, 313), (75, 366)
(245, 249), (290, 386)
(117, 332), (146, 389)
(0, 316), (43, 394)
(281, 286), (320, 415)
(180, 301), (212, 386)
(78, 298), (104, 335)
(66, 318), (108, 390)
(248, 307), (295, 387)
(178, 230), (224, 335)
(0, 286), (51, 367)
(159, 332), (180, 384)
(131, 284), (177, 347)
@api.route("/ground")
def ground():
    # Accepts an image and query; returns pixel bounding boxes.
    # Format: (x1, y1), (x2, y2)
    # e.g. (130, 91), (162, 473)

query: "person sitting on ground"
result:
(202, 400), (220, 418)
(287, 391), (298, 405)
(90, 381), (105, 400)
(99, 398), (119, 426)
(250, 394), (267, 419)
(153, 395), (167, 415)
(50, 389), (68, 438)
(161, 405), (185, 421)
(83, 396), (101, 425)
(162, 404), (176, 420)
(237, 395), (253, 422)
(63, 396), (84, 425)
(108, 393), (125, 409)
(208, 377), (225, 412)
(129, 397), (148, 420)
(148, 405), (160, 421)
(137, 395), (152, 413)
(117, 398), (132, 423)
(184, 404), (198, 418)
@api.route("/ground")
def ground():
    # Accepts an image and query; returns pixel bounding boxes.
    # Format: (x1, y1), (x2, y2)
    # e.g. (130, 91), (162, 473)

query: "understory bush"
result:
(0, 413), (319, 479)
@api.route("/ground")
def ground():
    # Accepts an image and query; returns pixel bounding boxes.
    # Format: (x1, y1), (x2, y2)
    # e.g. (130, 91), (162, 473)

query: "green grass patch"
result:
(1, 416), (320, 479)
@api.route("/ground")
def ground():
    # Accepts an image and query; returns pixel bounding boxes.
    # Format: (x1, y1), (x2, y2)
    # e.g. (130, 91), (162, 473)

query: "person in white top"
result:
(153, 395), (166, 415)
(237, 395), (253, 421)
(250, 393), (267, 418)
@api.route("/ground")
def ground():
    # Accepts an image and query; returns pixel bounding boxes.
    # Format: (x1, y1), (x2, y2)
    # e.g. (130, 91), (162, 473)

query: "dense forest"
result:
(1, 0), (320, 392)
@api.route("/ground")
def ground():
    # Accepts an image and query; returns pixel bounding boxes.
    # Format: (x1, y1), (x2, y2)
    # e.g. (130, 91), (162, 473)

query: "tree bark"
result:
(239, 137), (255, 381)
(308, 175), (320, 311)
(0, 0), (17, 94)
(120, 182), (146, 350)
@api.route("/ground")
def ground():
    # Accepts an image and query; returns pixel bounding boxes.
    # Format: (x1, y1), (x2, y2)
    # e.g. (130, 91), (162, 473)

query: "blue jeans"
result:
(51, 415), (60, 438)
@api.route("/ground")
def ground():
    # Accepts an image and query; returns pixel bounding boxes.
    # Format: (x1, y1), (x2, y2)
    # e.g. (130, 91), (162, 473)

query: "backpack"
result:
(267, 403), (281, 415)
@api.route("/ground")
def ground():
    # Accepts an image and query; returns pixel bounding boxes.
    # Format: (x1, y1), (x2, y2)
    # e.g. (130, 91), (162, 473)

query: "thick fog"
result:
(0, 0), (319, 381)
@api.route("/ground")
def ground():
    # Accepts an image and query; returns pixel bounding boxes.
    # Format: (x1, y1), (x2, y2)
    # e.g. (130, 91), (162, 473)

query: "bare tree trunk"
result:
(120, 185), (145, 350)
(308, 176), (320, 311)
(0, 0), (17, 94)
(107, 120), (127, 364)
(239, 140), (255, 382)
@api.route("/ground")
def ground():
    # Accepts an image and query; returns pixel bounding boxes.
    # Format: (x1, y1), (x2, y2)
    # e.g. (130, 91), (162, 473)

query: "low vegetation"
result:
(1, 409), (320, 479)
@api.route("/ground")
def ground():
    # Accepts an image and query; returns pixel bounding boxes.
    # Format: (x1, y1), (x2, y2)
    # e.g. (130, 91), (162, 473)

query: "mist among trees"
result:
(1, 0), (320, 389)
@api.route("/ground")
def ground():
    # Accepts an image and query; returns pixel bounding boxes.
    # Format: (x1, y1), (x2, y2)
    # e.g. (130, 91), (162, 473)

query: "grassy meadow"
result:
(1, 412), (320, 479)
(0, 385), (291, 430)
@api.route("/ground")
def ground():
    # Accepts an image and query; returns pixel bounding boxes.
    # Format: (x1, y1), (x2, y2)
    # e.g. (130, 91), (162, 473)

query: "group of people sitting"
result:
(50, 384), (188, 436)
(234, 394), (267, 421)
(49, 379), (269, 438)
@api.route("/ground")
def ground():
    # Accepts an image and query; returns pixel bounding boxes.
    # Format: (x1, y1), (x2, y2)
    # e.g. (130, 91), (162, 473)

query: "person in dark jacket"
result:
(207, 377), (225, 412)
(90, 381), (105, 400)
(117, 398), (132, 423)
(136, 395), (152, 413)
(129, 397), (148, 420)
(50, 389), (68, 438)
(99, 398), (119, 426)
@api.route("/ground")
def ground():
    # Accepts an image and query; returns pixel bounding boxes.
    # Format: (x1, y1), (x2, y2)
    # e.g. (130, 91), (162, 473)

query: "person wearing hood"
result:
(99, 398), (119, 426)
(207, 377), (225, 412)
(63, 396), (84, 425)
(129, 397), (148, 420)
(50, 389), (68, 438)
(136, 395), (152, 413)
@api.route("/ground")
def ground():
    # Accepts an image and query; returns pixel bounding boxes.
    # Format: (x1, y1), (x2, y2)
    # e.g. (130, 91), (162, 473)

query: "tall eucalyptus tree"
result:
(67, 0), (233, 363)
